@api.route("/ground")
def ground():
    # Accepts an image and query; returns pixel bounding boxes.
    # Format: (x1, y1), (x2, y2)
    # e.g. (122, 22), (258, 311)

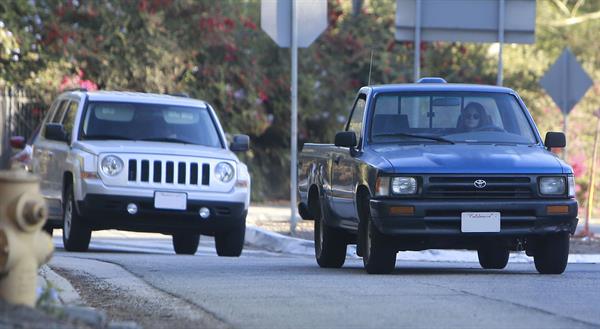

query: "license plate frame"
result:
(154, 191), (187, 210)
(461, 212), (501, 233)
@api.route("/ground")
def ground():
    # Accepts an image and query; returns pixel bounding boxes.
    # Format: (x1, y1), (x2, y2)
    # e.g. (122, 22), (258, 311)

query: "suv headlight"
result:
(375, 176), (418, 196)
(215, 162), (235, 183)
(101, 155), (124, 176)
(539, 177), (566, 195)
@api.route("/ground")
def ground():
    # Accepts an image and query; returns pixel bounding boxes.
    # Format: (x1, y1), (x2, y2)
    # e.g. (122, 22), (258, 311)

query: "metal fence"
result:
(0, 87), (47, 169)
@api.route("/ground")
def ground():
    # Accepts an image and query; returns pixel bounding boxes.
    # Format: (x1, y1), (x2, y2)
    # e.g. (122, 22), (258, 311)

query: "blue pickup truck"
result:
(297, 78), (578, 274)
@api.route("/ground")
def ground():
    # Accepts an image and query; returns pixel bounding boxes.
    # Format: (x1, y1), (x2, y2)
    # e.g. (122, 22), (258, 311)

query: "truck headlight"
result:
(215, 162), (234, 183)
(539, 177), (566, 195)
(567, 176), (576, 198)
(101, 155), (124, 176)
(391, 177), (418, 195)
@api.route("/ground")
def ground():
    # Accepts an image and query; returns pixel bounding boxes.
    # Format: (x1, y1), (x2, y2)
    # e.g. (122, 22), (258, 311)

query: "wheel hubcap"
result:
(64, 199), (72, 239)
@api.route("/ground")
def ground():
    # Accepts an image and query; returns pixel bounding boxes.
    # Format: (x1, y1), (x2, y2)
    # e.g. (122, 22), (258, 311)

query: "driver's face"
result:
(463, 109), (480, 129)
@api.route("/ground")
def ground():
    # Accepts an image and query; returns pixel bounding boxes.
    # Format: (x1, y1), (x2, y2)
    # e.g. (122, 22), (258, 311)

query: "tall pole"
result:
(497, 0), (505, 86)
(290, 0), (299, 235)
(561, 51), (569, 159)
(414, 0), (421, 82)
(0, 88), (10, 170)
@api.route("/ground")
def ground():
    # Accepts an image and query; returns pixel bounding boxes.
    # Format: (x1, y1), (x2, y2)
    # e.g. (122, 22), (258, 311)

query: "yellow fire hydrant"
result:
(0, 169), (53, 306)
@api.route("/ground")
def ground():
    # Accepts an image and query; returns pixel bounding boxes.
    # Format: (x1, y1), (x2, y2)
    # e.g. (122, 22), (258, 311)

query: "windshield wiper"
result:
(138, 137), (191, 144)
(374, 132), (455, 144)
(84, 134), (132, 140)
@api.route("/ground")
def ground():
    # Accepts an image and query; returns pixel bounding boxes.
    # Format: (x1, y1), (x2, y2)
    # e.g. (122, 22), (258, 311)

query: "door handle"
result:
(47, 151), (54, 158)
(334, 155), (342, 165)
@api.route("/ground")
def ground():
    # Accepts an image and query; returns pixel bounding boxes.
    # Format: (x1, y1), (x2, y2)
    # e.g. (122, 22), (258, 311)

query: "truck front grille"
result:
(424, 176), (533, 199)
(128, 159), (210, 186)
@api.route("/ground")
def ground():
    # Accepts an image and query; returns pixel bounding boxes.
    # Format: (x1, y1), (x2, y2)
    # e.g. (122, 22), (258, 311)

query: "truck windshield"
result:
(80, 102), (222, 147)
(369, 92), (538, 145)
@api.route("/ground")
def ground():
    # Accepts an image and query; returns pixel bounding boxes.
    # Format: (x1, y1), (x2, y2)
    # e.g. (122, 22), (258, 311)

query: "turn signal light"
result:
(389, 206), (414, 216)
(547, 205), (569, 215)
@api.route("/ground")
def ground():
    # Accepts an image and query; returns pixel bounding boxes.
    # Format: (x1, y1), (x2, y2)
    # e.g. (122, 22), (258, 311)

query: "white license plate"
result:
(461, 212), (500, 233)
(154, 191), (187, 210)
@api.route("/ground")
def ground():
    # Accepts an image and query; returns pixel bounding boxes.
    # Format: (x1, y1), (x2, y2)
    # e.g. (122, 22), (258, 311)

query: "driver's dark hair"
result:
(457, 102), (491, 129)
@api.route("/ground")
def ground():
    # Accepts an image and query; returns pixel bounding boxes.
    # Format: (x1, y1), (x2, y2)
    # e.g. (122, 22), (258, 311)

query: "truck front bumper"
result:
(370, 198), (578, 236)
(77, 194), (246, 235)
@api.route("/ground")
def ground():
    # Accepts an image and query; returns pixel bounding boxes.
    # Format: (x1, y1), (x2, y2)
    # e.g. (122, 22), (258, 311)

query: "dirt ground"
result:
(0, 299), (94, 329)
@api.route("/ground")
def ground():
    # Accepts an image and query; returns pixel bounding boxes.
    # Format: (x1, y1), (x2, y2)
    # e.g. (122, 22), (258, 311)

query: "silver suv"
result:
(32, 90), (251, 256)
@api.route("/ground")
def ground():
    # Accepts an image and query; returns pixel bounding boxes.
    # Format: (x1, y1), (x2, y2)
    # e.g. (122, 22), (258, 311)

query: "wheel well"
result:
(308, 185), (321, 219)
(63, 172), (73, 197)
(356, 185), (370, 222)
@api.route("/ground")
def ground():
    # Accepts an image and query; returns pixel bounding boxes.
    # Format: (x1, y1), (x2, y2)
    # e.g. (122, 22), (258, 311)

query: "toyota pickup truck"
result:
(298, 78), (578, 274)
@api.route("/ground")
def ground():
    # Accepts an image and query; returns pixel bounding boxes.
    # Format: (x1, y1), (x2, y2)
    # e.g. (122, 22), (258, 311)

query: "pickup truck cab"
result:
(298, 78), (577, 274)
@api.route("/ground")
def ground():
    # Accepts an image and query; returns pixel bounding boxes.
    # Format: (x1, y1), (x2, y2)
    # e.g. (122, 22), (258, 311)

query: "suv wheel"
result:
(477, 242), (509, 269)
(314, 200), (347, 268)
(362, 215), (396, 274)
(534, 232), (569, 274)
(215, 221), (245, 257)
(172, 233), (200, 255)
(62, 185), (91, 252)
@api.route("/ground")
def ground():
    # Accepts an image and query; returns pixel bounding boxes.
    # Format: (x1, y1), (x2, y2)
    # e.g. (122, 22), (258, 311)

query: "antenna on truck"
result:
(368, 49), (374, 86)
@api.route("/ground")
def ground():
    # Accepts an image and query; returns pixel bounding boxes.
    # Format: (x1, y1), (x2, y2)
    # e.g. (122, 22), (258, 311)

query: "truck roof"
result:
(62, 90), (209, 107)
(366, 83), (515, 94)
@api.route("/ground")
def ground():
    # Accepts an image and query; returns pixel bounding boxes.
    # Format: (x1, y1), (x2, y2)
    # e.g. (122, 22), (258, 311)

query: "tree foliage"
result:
(0, 0), (599, 208)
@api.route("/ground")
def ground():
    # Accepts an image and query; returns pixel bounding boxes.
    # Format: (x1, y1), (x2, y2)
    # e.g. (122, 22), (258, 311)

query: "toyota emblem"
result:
(474, 179), (487, 189)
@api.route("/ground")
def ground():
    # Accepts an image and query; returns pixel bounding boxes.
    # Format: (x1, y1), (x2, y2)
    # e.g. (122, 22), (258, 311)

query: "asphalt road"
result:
(48, 233), (600, 329)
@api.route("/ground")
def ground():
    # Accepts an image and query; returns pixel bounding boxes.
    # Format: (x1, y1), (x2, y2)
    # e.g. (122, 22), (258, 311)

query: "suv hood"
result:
(74, 140), (238, 162)
(371, 144), (570, 174)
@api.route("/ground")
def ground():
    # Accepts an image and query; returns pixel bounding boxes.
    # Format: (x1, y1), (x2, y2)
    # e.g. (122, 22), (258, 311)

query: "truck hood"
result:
(73, 140), (238, 162)
(370, 144), (570, 174)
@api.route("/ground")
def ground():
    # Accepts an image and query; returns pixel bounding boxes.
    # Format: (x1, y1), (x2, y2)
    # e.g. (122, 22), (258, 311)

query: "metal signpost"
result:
(261, 0), (327, 234)
(540, 48), (593, 140)
(395, 0), (536, 84)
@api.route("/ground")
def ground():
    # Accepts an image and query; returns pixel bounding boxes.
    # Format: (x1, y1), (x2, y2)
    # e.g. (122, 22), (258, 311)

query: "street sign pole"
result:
(413, 0), (421, 82)
(290, 0), (299, 235)
(497, 0), (505, 86)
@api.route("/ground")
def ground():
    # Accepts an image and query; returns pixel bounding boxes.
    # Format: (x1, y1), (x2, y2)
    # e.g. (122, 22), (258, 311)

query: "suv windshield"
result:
(80, 102), (222, 147)
(369, 92), (538, 145)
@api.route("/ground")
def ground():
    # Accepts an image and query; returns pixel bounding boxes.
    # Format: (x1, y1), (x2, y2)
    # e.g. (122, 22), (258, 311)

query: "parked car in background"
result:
(31, 90), (251, 256)
(298, 78), (577, 274)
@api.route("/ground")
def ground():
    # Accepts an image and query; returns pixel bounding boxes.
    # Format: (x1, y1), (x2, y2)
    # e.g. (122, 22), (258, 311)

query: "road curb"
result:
(245, 225), (314, 255)
(38, 264), (82, 305)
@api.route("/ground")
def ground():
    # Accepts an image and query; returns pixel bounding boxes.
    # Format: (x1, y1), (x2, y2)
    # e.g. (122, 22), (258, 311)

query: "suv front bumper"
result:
(77, 194), (246, 235)
(370, 198), (578, 236)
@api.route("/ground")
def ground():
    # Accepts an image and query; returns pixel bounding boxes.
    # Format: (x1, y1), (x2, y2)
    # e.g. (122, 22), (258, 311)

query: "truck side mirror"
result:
(544, 132), (566, 149)
(10, 136), (26, 149)
(45, 123), (69, 143)
(230, 134), (250, 152)
(335, 131), (357, 148)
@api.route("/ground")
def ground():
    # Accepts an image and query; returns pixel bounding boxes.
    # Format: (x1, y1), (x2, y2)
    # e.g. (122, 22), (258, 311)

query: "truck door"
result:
(331, 94), (366, 226)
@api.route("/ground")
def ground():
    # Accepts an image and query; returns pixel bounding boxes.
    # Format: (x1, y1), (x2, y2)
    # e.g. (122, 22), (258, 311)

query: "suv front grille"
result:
(424, 176), (533, 199)
(128, 159), (210, 186)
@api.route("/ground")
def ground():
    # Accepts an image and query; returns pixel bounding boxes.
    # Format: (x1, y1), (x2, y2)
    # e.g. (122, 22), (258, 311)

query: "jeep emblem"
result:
(474, 179), (487, 189)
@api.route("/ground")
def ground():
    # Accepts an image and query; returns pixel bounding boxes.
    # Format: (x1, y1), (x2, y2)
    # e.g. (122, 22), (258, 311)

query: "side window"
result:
(51, 100), (70, 123)
(62, 101), (79, 136)
(347, 95), (367, 142)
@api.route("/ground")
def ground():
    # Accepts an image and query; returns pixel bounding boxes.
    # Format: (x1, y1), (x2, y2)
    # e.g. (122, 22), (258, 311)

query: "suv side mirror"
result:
(335, 131), (357, 148)
(230, 134), (250, 152)
(10, 136), (26, 149)
(45, 123), (69, 143)
(544, 132), (566, 149)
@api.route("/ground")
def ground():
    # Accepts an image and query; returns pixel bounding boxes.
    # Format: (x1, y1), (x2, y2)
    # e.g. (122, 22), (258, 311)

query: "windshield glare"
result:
(81, 102), (222, 147)
(369, 92), (538, 145)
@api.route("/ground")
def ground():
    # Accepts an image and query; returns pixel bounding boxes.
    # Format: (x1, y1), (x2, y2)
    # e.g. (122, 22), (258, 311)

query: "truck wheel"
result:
(62, 185), (91, 252)
(172, 233), (200, 255)
(477, 243), (509, 269)
(215, 222), (245, 257)
(362, 216), (396, 274)
(534, 232), (569, 274)
(314, 201), (347, 268)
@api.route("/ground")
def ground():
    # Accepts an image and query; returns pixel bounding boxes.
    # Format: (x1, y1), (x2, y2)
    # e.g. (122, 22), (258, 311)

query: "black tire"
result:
(172, 233), (200, 255)
(314, 200), (347, 268)
(215, 221), (245, 257)
(62, 185), (91, 252)
(362, 215), (396, 274)
(534, 232), (570, 274)
(477, 242), (509, 269)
